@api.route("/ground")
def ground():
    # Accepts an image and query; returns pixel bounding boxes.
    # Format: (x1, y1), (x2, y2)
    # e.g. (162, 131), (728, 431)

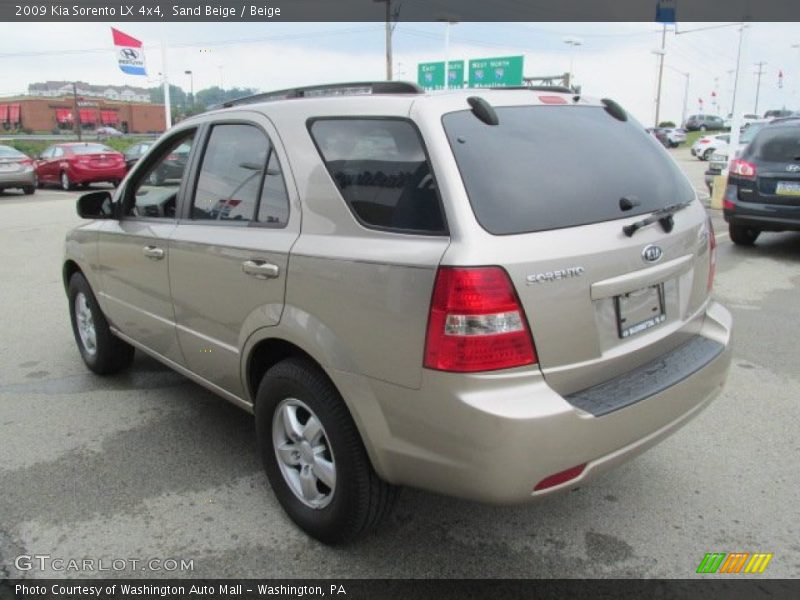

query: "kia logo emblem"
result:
(786, 164), (800, 172)
(642, 245), (663, 263)
(121, 48), (139, 60)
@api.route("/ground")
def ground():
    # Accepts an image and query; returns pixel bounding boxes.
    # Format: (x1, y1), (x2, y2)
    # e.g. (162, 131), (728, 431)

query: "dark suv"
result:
(723, 117), (800, 245)
(684, 114), (726, 132)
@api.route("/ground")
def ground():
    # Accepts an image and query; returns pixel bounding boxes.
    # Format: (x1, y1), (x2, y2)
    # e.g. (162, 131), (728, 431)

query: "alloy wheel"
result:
(272, 397), (336, 509)
(74, 292), (97, 355)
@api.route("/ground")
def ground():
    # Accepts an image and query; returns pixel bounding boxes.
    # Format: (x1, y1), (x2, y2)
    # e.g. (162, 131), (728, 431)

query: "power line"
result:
(0, 26), (383, 58)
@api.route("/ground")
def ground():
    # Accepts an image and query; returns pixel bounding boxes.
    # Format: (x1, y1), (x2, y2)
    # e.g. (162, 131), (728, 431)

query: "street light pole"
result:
(753, 61), (767, 114)
(184, 70), (193, 111)
(563, 38), (582, 89)
(654, 23), (667, 127)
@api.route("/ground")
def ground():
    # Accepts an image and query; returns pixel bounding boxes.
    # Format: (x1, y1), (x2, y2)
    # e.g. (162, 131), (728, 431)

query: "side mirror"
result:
(77, 191), (115, 219)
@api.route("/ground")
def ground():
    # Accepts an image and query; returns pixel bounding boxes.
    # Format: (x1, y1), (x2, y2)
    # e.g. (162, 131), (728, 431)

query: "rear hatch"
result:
(734, 123), (800, 206)
(0, 148), (30, 173)
(441, 102), (714, 395)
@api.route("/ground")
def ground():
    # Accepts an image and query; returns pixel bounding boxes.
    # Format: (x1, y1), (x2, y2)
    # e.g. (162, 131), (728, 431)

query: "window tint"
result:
(747, 126), (800, 162)
(257, 150), (290, 226)
(443, 106), (695, 235)
(127, 131), (195, 219)
(309, 119), (445, 233)
(192, 124), (269, 222)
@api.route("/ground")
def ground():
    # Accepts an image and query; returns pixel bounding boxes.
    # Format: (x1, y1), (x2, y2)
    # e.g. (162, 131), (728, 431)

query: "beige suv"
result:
(64, 82), (732, 543)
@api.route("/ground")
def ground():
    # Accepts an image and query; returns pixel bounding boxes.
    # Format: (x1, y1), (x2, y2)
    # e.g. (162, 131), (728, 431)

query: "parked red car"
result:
(35, 143), (126, 190)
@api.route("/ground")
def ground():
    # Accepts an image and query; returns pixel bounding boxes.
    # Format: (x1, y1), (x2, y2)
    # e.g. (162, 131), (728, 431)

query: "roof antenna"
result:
(467, 96), (499, 126)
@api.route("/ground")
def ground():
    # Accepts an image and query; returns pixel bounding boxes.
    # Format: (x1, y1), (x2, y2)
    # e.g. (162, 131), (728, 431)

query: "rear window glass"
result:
(70, 144), (113, 155)
(746, 126), (800, 162)
(442, 105), (695, 235)
(309, 119), (446, 234)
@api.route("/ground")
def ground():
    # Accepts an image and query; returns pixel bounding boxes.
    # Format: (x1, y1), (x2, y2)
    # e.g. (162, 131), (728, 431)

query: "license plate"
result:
(776, 181), (800, 196)
(615, 284), (666, 339)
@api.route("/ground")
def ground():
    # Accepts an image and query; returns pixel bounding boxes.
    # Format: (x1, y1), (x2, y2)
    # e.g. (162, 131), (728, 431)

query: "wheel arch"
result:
(242, 325), (396, 482)
(63, 259), (83, 290)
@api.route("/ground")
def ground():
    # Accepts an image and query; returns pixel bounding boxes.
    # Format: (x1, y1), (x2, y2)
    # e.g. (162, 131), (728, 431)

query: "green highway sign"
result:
(447, 60), (465, 88)
(418, 62), (445, 90)
(468, 55), (524, 87)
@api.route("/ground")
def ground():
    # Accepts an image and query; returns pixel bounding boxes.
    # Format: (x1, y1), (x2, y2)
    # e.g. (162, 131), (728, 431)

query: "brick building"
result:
(0, 95), (166, 134)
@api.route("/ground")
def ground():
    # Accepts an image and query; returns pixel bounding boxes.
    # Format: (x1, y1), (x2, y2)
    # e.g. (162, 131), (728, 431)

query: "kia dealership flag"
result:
(112, 27), (146, 76)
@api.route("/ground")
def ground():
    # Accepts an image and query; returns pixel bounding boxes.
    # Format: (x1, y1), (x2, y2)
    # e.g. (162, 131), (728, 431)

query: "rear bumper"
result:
(69, 164), (126, 184)
(723, 201), (800, 231)
(337, 301), (732, 504)
(0, 170), (35, 188)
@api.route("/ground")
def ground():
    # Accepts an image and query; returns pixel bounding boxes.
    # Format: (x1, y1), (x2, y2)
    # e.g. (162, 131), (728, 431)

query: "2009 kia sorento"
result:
(63, 82), (732, 543)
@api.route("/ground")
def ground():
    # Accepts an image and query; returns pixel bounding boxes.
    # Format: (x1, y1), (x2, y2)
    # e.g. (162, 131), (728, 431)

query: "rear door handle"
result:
(142, 245), (165, 260)
(242, 259), (280, 279)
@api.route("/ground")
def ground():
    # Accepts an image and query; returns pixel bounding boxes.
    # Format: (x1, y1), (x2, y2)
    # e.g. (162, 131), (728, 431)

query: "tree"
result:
(148, 84), (187, 108)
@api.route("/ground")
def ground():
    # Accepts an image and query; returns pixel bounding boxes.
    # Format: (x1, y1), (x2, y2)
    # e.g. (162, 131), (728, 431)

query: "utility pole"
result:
(753, 61), (767, 114)
(374, 0), (398, 80)
(72, 82), (82, 141)
(654, 23), (667, 127)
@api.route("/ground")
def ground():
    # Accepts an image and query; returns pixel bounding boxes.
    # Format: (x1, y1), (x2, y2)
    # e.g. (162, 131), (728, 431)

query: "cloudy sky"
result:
(1, 21), (798, 124)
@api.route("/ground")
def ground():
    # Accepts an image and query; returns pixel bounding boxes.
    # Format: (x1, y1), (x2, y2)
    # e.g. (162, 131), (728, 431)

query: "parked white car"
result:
(663, 127), (687, 147)
(691, 133), (730, 161)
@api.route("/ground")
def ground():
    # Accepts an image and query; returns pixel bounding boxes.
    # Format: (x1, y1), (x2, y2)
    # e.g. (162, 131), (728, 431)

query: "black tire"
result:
(702, 148), (714, 161)
(60, 171), (73, 191)
(729, 222), (760, 246)
(23, 185), (35, 195)
(255, 357), (399, 544)
(700, 124), (708, 131)
(68, 273), (135, 375)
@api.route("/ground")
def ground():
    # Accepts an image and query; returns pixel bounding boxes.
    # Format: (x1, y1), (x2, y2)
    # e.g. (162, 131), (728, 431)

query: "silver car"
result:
(0, 144), (37, 194)
(63, 82), (732, 543)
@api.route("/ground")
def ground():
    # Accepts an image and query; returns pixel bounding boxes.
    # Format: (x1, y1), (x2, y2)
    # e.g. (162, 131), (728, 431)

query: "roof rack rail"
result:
(216, 81), (424, 109)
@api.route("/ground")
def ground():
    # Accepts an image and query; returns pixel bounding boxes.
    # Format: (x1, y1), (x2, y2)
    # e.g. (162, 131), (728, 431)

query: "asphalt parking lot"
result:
(1, 148), (798, 579)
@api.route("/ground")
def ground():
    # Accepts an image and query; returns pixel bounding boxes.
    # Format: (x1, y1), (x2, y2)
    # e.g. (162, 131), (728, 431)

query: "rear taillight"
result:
(730, 158), (757, 179)
(423, 266), (537, 372)
(699, 139), (710, 144)
(19, 158), (33, 166)
(707, 217), (716, 292)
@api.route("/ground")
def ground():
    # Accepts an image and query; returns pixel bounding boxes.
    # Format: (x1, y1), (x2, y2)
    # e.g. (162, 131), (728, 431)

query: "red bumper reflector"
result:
(533, 463), (587, 491)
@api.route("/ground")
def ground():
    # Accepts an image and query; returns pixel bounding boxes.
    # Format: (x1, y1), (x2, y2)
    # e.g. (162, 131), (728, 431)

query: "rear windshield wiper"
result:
(622, 200), (692, 237)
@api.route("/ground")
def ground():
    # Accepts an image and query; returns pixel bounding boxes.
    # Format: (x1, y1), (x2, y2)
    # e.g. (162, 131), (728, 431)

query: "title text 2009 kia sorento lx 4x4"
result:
(63, 82), (732, 543)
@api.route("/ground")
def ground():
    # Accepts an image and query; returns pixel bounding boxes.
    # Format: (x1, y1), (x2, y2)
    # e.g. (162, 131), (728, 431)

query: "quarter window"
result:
(309, 119), (445, 234)
(257, 149), (290, 227)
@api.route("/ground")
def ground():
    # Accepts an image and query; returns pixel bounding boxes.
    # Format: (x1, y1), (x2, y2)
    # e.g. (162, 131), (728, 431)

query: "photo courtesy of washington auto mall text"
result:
(1, 0), (800, 599)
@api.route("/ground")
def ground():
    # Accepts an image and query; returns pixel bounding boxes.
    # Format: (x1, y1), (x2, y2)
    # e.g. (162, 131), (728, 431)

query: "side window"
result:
(257, 150), (290, 227)
(309, 119), (445, 234)
(40, 147), (53, 159)
(52, 147), (64, 158)
(192, 124), (269, 222)
(127, 131), (195, 219)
